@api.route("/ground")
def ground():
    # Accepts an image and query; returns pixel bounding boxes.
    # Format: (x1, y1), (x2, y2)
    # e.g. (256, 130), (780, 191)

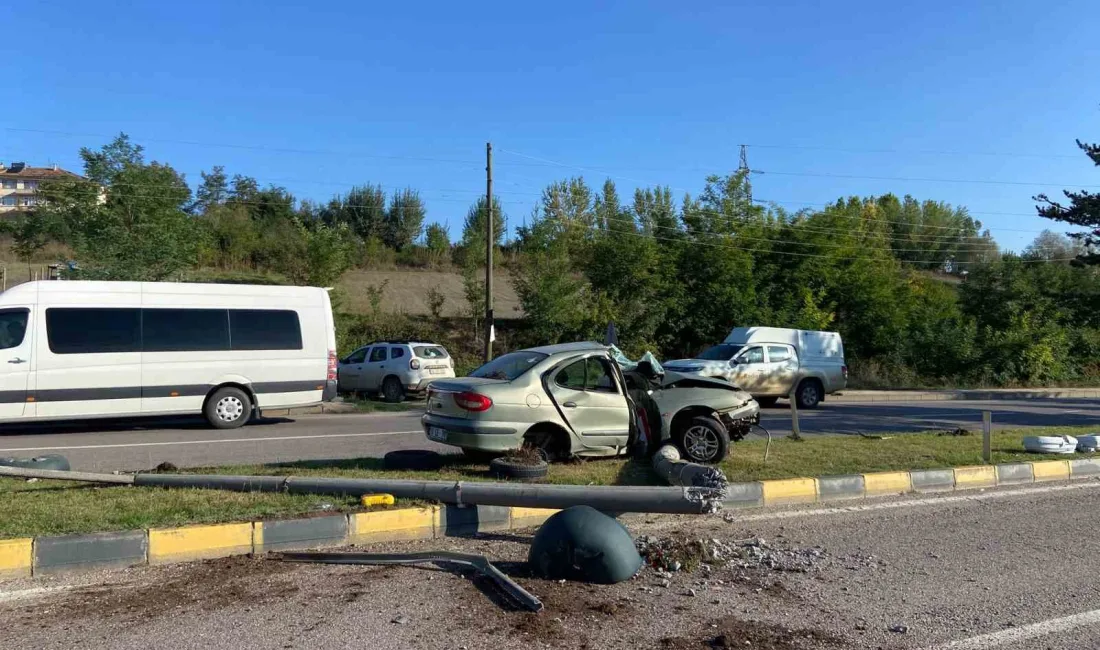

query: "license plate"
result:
(428, 426), (447, 442)
(429, 368), (445, 375)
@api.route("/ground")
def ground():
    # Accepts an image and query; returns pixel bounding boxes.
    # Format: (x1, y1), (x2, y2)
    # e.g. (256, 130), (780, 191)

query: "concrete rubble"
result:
(634, 535), (828, 575)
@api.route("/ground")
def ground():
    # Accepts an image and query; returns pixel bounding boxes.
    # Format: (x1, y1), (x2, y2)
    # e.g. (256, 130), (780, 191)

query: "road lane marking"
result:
(0, 430), (425, 453)
(923, 608), (1100, 649)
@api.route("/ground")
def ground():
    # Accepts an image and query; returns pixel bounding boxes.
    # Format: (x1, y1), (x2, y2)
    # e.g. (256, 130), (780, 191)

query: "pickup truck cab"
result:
(664, 327), (847, 409)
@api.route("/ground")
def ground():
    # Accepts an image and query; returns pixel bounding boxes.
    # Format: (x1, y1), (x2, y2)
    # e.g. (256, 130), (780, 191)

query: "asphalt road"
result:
(4, 481), (1100, 649)
(0, 397), (1095, 472)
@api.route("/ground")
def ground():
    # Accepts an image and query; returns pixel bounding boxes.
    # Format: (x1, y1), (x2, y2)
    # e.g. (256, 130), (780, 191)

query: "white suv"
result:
(338, 341), (456, 402)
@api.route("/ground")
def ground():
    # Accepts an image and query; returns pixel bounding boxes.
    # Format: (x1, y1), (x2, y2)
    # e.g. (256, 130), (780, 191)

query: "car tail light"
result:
(841, 365), (849, 379)
(454, 391), (492, 412)
(411, 359), (421, 370)
(327, 350), (338, 381)
(448, 357), (454, 368)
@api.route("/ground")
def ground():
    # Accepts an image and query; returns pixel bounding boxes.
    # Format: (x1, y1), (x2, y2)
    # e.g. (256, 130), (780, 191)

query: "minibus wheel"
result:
(205, 386), (253, 429)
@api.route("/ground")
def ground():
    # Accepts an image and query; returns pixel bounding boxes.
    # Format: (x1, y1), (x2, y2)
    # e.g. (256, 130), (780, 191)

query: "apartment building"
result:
(0, 161), (82, 214)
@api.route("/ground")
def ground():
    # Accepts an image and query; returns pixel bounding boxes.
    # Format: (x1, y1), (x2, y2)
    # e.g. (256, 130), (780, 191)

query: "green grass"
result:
(1, 425), (1094, 539)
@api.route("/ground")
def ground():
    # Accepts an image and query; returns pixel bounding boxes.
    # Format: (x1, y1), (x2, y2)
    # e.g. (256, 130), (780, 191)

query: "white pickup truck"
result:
(664, 327), (848, 408)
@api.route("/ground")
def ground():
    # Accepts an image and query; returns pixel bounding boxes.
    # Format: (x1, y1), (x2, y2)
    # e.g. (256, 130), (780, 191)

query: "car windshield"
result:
(469, 351), (548, 381)
(697, 344), (743, 360)
(414, 345), (449, 359)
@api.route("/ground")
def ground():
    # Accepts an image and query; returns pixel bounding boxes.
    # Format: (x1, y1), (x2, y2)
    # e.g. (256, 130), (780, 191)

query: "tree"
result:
(594, 179), (632, 232)
(194, 166), (230, 213)
(1025, 230), (1085, 262)
(383, 188), (425, 250)
(2, 213), (52, 277)
(322, 184), (386, 241)
(1036, 138), (1100, 263)
(424, 222), (450, 266)
(79, 133), (143, 185)
(633, 186), (679, 238)
(461, 195), (506, 248)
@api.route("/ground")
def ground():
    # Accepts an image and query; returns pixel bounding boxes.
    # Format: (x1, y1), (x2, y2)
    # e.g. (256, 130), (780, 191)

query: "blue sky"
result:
(5, 0), (1098, 251)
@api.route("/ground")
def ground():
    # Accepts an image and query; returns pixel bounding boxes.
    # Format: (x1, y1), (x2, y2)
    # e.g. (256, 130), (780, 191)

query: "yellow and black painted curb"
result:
(0, 503), (559, 580)
(2, 457), (1096, 580)
(724, 457), (1098, 508)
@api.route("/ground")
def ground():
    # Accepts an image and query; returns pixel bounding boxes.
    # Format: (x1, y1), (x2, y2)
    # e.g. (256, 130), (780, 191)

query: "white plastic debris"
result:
(1023, 435), (1078, 454)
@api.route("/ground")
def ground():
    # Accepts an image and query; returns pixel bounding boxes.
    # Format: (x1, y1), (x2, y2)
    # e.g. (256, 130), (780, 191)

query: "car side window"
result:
(555, 359), (588, 391)
(741, 347), (765, 364)
(345, 348), (368, 364)
(0, 309), (28, 350)
(369, 347), (388, 362)
(391, 347), (405, 359)
(767, 346), (792, 363)
(587, 358), (618, 394)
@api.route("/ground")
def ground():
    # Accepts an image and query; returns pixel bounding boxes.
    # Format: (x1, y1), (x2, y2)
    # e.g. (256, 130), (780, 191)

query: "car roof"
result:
(521, 341), (607, 356)
(365, 341), (441, 347)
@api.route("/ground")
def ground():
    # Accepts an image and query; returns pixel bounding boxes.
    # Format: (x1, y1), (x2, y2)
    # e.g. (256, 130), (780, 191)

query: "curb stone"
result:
(1, 459), (1093, 580)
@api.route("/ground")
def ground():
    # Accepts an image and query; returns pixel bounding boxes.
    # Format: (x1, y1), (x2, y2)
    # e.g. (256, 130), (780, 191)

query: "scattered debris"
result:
(278, 550), (543, 612)
(660, 616), (845, 649)
(392, 615), (410, 625)
(937, 428), (972, 437)
(636, 536), (826, 574)
(889, 623), (909, 634)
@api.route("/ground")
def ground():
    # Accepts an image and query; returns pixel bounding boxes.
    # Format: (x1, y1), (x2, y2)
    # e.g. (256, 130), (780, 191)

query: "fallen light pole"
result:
(0, 466), (723, 515)
(651, 444), (727, 511)
(281, 550), (543, 612)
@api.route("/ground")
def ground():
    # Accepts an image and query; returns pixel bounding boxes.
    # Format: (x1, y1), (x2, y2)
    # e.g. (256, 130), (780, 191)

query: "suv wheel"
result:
(382, 376), (405, 403)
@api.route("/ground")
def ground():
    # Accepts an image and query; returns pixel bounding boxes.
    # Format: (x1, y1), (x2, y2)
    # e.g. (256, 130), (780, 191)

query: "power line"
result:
(752, 168), (1100, 189)
(743, 143), (1084, 161)
(577, 221), (1074, 265)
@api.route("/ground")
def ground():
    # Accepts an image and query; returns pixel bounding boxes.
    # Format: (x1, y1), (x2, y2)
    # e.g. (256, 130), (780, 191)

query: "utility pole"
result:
(484, 142), (494, 363)
(738, 144), (752, 204)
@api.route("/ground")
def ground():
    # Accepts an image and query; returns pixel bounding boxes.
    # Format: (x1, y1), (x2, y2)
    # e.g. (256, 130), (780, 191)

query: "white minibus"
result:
(0, 281), (337, 429)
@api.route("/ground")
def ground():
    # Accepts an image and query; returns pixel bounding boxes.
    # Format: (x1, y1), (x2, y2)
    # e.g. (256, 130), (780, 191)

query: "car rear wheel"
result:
(795, 379), (823, 409)
(524, 426), (569, 463)
(205, 387), (252, 430)
(382, 376), (405, 403)
(676, 415), (730, 464)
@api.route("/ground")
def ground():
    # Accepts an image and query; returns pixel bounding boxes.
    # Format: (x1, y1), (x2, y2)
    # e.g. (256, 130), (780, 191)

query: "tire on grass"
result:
(490, 456), (549, 481)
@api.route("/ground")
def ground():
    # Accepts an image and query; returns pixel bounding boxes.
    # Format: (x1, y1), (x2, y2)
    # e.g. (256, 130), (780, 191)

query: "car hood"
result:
(662, 359), (729, 374)
(660, 371), (737, 391)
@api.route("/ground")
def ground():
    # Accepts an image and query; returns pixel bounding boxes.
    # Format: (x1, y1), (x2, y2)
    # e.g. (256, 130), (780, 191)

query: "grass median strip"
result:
(1, 425), (1094, 539)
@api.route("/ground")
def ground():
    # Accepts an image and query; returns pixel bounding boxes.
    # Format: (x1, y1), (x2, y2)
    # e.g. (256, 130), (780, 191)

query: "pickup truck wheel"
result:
(755, 396), (779, 408)
(677, 415), (730, 464)
(796, 379), (823, 409)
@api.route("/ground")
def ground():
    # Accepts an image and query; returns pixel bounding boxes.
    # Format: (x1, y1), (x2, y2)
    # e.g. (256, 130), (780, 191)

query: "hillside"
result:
(336, 269), (522, 317)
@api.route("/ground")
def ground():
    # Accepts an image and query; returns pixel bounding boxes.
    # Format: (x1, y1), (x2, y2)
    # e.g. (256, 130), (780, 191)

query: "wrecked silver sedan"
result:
(421, 342), (759, 464)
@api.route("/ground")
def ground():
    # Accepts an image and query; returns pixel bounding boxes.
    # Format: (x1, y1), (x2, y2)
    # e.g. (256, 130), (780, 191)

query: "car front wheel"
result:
(677, 415), (730, 464)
